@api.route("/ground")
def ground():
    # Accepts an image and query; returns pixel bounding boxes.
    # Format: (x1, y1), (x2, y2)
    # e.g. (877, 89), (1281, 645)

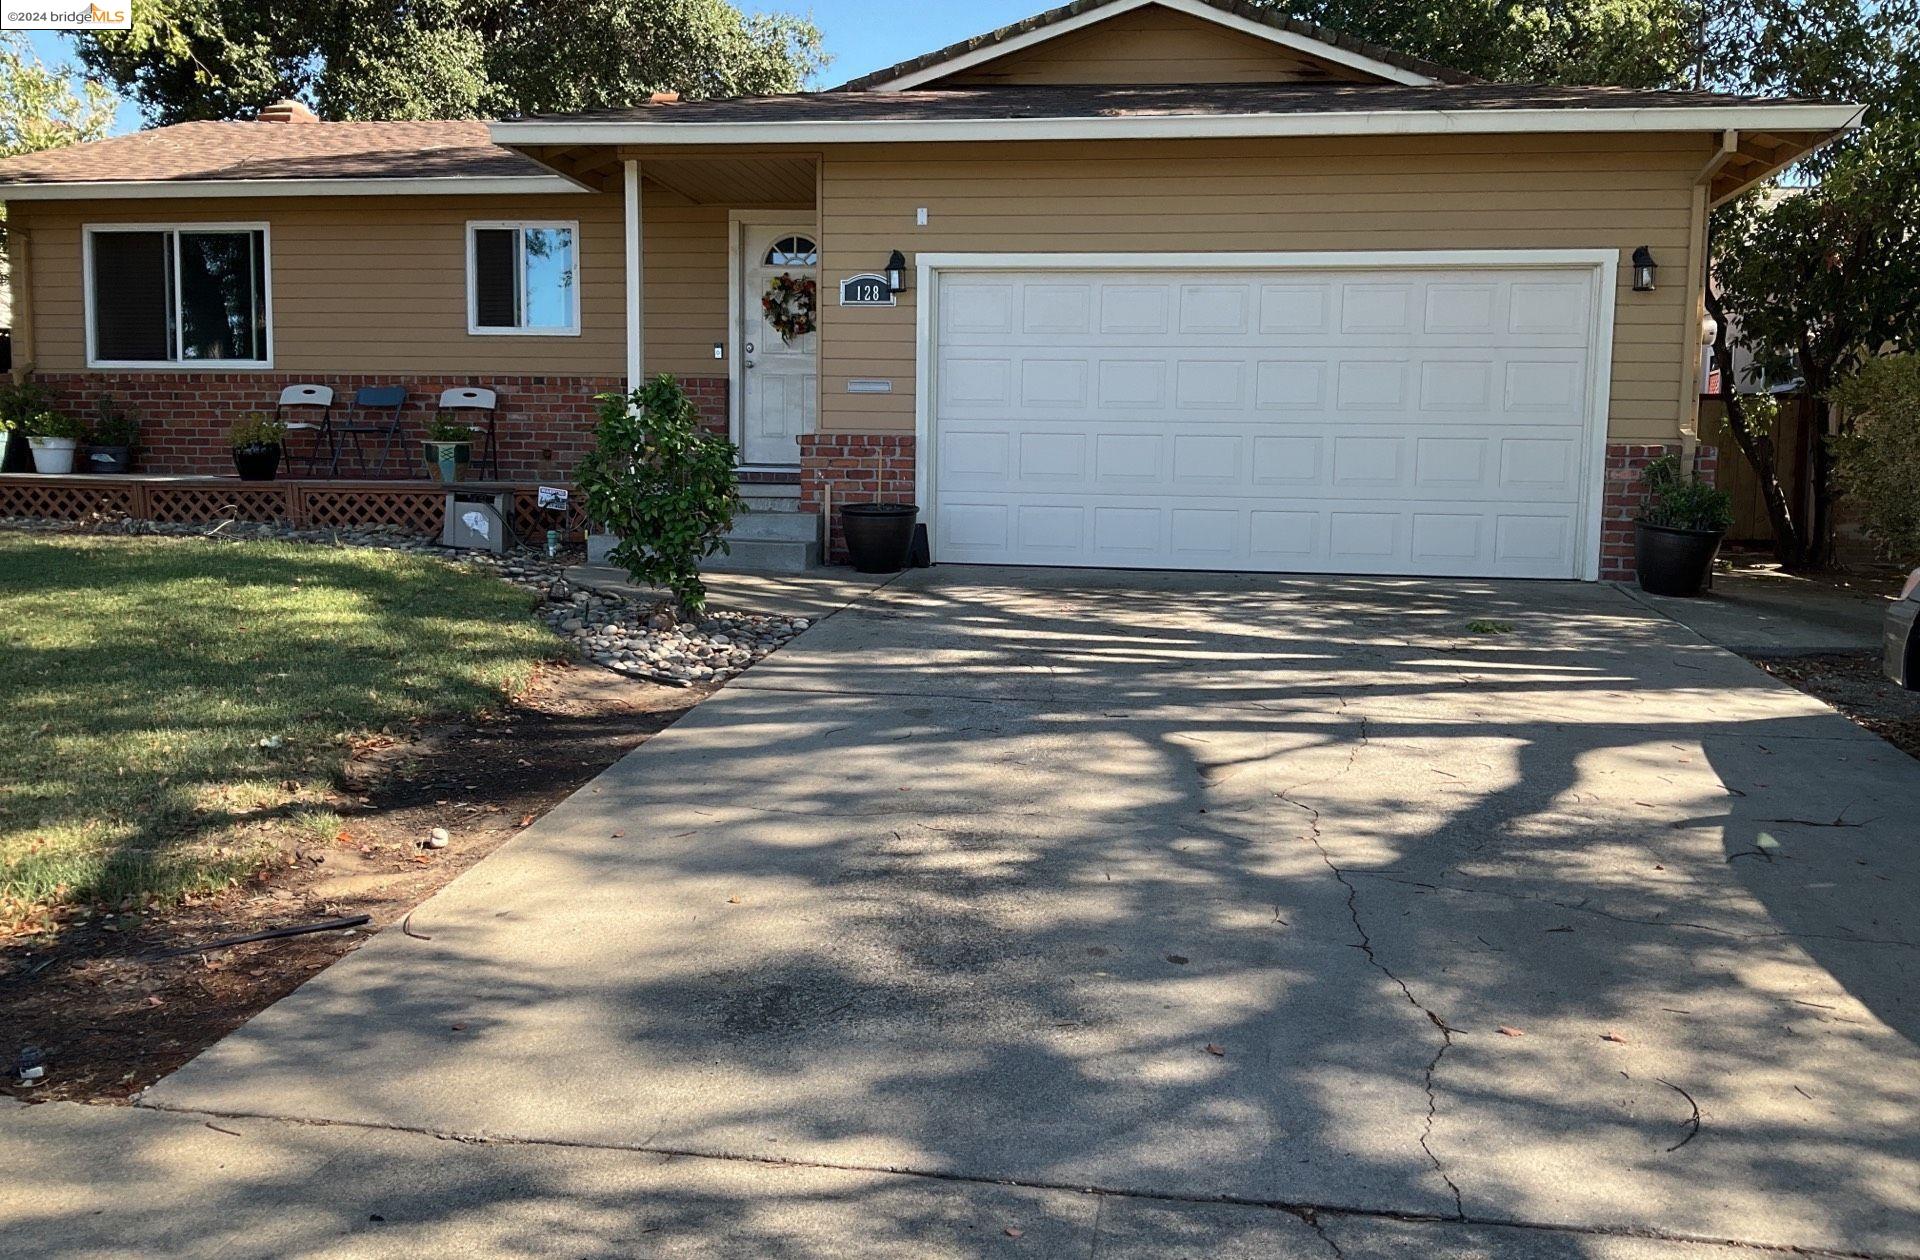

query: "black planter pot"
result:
(85, 444), (133, 474)
(841, 502), (918, 573)
(233, 443), (282, 482)
(1635, 522), (1723, 597)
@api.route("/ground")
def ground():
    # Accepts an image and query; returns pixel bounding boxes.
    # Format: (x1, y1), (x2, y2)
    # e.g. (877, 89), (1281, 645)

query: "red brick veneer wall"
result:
(39, 372), (730, 482)
(1601, 442), (1719, 582)
(797, 434), (1713, 579)
(797, 432), (917, 563)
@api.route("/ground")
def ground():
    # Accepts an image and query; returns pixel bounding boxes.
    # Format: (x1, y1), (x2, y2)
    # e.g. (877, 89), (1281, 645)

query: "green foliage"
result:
(227, 412), (286, 449)
(576, 375), (742, 616)
(424, 412), (477, 442)
(1258, 0), (1696, 86)
(0, 33), (116, 157)
(1833, 355), (1920, 561)
(89, 394), (140, 446)
(24, 409), (84, 440)
(1638, 453), (1734, 533)
(78, 0), (826, 124)
(0, 368), (52, 432)
(1466, 619), (1515, 635)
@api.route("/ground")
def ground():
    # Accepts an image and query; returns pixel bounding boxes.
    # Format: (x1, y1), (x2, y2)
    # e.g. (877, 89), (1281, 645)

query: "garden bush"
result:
(1834, 355), (1920, 563)
(576, 375), (742, 615)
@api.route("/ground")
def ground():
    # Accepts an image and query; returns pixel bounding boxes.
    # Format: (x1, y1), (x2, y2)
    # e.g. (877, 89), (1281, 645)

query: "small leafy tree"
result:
(576, 375), (741, 617)
(1833, 355), (1920, 563)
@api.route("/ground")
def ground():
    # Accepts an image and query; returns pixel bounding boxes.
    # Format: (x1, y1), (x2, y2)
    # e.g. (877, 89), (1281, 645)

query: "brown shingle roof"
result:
(832, 0), (1479, 90)
(509, 81), (1832, 126)
(0, 118), (553, 186)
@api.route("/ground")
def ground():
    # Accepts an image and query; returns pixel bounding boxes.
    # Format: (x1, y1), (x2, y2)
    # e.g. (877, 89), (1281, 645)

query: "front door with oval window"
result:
(740, 224), (819, 466)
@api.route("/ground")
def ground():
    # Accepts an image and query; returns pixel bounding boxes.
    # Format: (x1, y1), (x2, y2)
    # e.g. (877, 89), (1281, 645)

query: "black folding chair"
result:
(276, 384), (335, 475)
(337, 386), (409, 476)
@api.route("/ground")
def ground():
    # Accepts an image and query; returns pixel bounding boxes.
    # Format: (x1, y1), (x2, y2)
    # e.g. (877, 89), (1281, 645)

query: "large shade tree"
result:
(1699, 0), (1919, 566)
(1277, 0), (1699, 87)
(77, 0), (826, 124)
(0, 34), (117, 260)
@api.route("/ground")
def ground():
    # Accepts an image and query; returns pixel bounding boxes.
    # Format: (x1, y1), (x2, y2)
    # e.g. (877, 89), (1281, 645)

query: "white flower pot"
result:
(28, 436), (77, 474)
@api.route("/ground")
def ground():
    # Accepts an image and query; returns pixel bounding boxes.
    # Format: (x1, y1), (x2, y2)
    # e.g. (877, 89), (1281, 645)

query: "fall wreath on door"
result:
(762, 273), (817, 342)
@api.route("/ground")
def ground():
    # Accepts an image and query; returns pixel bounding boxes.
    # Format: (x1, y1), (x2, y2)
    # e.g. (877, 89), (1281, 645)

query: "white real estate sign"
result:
(925, 260), (1609, 579)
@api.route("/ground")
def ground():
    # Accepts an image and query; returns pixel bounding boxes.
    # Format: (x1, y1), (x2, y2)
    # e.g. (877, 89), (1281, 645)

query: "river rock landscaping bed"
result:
(538, 579), (808, 686)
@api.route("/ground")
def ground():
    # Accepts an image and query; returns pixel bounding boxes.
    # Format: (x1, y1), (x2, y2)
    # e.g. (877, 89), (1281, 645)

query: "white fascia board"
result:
(490, 103), (1863, 148)
(0, 175), (591, 201)
(861, 0), (1435, 91)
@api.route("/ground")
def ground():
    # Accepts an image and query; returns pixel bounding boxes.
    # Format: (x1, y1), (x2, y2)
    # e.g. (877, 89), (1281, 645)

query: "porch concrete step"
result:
(739, 483), (803, 512)
(700, 537), (821, 573)
(726, 511), (822, 543)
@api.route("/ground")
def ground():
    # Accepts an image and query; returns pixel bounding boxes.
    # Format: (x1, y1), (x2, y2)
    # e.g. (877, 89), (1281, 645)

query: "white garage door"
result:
(929, 264), (1605, 578)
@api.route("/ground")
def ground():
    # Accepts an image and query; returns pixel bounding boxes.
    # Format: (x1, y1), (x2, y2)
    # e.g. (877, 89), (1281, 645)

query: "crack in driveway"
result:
(1276, 714), (1467, 1221)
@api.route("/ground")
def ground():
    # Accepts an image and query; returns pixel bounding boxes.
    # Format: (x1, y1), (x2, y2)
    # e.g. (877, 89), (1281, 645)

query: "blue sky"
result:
(22, 2), (1044, 134)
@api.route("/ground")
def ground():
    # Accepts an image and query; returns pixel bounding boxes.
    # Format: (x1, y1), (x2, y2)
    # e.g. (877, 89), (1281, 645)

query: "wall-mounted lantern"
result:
(886, 250), (908, 294)
(1632, 246), (1658, 292)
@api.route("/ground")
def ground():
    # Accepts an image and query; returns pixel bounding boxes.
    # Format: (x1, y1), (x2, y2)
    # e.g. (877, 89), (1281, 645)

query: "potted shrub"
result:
(229, 413), (287, 481)
(421, 413), (475, 483)
(1635, 453), (1734, 597)
(85, 395), (139, 474)
(24, 410), (85, 474)
(0, 369), (53, 474)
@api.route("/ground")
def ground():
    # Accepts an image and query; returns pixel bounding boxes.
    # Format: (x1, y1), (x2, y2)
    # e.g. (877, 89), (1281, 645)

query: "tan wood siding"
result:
(935, 5), (1375, 85)
(817, 134), (1711, 442)
(12, 191), (735, 378)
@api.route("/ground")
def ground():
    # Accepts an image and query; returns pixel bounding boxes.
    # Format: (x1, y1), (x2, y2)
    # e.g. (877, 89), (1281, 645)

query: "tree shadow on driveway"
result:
(137, 570), (1920, 1256)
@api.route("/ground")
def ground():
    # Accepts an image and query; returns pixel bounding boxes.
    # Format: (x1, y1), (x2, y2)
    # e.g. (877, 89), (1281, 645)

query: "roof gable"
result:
(937, 3), (1381, 86)
(837, 0), (1470, 91)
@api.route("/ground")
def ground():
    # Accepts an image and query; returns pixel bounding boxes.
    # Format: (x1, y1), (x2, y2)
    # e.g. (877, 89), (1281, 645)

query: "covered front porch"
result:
(516, 144), (825, 472)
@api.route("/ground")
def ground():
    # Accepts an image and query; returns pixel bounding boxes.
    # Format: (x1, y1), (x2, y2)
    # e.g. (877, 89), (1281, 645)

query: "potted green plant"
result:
(25, 410), (85, 474)
(421, 413), (475, 483)
(85, 395), (140, 474)
(0, 369), (53, 474)
(229, 413), (287, 481)
(1635, 453), (1734, 597)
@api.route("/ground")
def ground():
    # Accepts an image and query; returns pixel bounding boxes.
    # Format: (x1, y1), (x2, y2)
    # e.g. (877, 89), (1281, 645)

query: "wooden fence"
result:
(1697, 394), (1812, 546)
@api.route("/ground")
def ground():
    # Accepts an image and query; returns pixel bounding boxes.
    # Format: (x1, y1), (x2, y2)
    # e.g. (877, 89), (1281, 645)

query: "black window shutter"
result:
(92, 232), (173, 361)
(473, 229), (520, 328)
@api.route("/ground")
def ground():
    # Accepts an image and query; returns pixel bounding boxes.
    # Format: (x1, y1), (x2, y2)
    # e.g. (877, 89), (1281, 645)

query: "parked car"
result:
(1887, 569), (1920, 689)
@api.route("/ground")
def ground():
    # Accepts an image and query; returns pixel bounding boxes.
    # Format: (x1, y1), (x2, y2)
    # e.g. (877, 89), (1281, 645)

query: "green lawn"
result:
(0, 533), (553, 923)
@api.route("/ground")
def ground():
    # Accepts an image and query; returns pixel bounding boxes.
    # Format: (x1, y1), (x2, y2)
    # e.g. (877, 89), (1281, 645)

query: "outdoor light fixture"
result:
(886, 249), (908, 293)
(1632, 246), (1659, 292)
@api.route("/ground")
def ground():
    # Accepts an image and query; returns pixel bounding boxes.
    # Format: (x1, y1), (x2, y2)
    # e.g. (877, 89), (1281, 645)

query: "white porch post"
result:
(623, 159), (643, 393)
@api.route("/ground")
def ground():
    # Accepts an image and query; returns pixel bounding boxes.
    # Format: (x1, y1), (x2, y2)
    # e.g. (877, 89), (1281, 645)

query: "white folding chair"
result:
(437, 386), (499, 480)
(275, 384), (336, 475)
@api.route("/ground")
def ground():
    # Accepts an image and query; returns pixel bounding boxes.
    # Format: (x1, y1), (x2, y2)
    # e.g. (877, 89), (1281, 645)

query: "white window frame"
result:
(83, 222), (275, 370)
(466, 219), (582, 337)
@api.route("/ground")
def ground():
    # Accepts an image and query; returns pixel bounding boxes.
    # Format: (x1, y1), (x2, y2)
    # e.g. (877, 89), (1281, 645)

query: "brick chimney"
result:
(259, 99), (317, 124)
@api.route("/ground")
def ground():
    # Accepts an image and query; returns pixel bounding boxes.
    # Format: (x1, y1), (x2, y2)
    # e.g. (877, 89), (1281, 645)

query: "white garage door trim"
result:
(912, 249), (1620, 581)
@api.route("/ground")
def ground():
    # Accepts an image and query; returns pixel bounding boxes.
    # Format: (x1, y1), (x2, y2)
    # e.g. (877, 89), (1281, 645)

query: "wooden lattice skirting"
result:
(0, 475), (586, 542)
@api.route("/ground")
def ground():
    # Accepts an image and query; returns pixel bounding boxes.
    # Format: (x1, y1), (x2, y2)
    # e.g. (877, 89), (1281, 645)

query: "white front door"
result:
(739, 224), (819, 466)
(929, 263), (1607, 579)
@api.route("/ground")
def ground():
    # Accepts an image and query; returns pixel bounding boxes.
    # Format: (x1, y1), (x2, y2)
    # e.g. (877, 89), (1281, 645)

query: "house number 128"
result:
(838, 274), (896, 307)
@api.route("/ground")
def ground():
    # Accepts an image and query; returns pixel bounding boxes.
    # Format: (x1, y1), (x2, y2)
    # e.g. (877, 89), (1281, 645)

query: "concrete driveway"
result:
(134, 569), (1920, 1255)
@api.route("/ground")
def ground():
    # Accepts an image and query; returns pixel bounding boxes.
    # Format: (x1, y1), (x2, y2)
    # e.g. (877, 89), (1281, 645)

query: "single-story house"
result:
(0, 0), (1857, 579)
